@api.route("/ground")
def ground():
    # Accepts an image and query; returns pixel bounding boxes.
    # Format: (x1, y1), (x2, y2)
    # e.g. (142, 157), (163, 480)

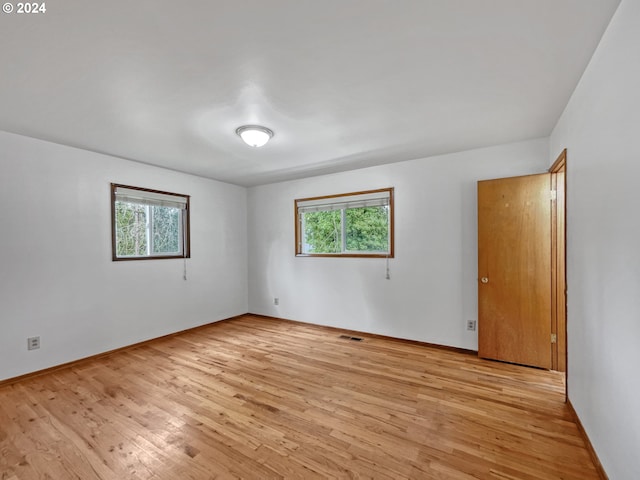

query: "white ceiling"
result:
(0, 0), (620, 186)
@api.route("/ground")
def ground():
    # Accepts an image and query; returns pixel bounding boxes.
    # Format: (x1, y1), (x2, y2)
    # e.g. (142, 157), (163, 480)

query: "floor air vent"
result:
(339, 335), (363, 342)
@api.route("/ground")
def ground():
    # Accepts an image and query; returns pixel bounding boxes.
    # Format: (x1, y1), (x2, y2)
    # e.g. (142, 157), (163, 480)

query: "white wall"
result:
(0, 131), (248, 381)
(549, 1), (639, 477)
(248, 138), (549, 350)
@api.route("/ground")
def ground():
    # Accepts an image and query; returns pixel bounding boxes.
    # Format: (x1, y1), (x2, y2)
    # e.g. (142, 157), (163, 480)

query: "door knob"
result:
(481, 277), (489, 284)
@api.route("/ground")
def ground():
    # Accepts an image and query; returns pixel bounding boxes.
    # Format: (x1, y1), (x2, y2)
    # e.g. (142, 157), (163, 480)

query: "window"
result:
(295, 187), (394, 257)
(111, 184), (190, 260)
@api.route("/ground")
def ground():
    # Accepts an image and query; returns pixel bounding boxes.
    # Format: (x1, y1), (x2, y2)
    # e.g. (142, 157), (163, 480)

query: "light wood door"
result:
(478, 173), (552, 369)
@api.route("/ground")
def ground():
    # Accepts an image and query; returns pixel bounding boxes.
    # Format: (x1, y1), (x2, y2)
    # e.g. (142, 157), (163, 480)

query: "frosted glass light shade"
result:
(236, 125), (274, 147)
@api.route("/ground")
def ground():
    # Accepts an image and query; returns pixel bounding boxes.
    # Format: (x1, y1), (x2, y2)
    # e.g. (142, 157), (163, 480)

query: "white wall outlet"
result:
(27, 336), (40, 350)
(466, 320), (477, 331)
(273, 297), (279, 306)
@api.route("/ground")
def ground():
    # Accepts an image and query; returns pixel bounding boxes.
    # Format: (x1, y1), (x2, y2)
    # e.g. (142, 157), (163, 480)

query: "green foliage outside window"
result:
(303, 206), (389, 254)
(303, 210), (342, 253)
(151, 206), (180, 254)
(115, 202), (148, 257)
(115, 202), (180, 257)
(345, 206), (389, 252)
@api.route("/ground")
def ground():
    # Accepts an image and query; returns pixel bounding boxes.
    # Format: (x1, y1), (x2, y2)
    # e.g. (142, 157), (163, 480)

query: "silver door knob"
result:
(481, 277), (489, 283)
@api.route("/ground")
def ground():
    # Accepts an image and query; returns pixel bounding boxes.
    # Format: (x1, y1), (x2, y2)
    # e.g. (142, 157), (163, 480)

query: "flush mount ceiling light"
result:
(235, 125), (274, 147)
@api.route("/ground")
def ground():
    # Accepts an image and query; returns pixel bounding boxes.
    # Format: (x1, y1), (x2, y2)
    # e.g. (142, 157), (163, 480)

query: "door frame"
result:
(549, 149), (567, 374)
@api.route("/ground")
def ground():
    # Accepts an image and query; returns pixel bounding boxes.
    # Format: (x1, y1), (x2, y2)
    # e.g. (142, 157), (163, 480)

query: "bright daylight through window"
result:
(111, 184), (190, 260)
(295, 188), (394, 257)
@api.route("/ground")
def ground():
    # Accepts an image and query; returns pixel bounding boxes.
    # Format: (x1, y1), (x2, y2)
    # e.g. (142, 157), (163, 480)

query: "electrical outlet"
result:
(273, 297), (279, 306)
(466, 320), (476, 332)
(27, 336), (40, 350)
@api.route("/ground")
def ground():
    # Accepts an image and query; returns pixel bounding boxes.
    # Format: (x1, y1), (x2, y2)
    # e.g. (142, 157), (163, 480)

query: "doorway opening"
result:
(477, 149), (567, 387)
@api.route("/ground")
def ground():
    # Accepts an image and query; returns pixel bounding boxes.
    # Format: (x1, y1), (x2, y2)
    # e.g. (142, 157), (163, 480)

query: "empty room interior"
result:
(1, 1), (639, 479)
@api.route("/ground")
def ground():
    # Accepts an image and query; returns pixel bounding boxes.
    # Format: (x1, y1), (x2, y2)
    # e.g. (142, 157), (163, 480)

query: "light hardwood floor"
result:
(1, 315), (598, 479)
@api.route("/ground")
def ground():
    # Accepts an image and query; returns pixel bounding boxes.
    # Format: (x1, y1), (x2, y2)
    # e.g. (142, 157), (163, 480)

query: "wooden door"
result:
(478, 173), (552, 369)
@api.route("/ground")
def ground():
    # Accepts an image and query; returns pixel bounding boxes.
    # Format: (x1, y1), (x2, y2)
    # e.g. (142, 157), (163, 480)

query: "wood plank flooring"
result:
(0, 315), (599, 479)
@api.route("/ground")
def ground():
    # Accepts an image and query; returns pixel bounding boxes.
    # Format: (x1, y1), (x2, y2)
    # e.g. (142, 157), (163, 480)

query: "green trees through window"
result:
(295, 188), (393, 257)
(114, 203), (181, 257)
(302, 207), (389, 254)
(111, 184), (189, 260)
(345, 206), (389, 252)
(115, 202), (148, 257)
